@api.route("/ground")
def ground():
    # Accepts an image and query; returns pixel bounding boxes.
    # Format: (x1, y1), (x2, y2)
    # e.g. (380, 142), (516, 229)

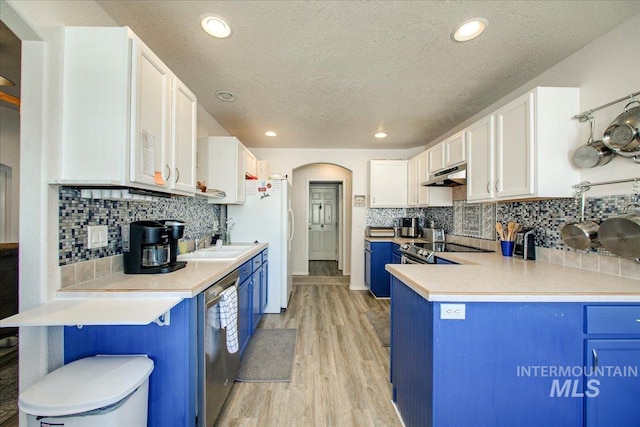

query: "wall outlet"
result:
(440, 303), (466, 320)
(87, 225), (108, 249)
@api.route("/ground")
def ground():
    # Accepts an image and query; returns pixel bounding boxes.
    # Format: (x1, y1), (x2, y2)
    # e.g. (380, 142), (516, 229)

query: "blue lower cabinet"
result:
(261, 261), (268, 313)
(238, 275), (252, 356)
(251, 268), (261, 332)
(585, 339), (640, 426)
(64, 298), (198, 427)
(390, 276), (584, 427)
(391, 243), (401, 265)
(365, 240), (392, 297)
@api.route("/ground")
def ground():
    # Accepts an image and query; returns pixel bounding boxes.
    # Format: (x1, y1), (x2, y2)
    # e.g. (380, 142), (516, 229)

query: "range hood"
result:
(422, 164), (466, 187)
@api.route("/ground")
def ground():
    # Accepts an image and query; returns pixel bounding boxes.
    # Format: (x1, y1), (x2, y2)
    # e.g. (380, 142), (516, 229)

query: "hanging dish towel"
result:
(219, 286), (239, 353)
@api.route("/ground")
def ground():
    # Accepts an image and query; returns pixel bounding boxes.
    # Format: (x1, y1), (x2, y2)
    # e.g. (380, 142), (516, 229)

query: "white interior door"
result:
(309, 185), (337, 260)
(0, 164), (11, 243)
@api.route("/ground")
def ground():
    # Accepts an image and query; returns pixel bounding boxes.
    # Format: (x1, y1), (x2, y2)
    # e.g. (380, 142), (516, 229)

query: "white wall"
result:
(426, 12), (640, 197)
(197, 104), (230, 138)
(0, 105), (20, 242)
(251, 147), (419, 289)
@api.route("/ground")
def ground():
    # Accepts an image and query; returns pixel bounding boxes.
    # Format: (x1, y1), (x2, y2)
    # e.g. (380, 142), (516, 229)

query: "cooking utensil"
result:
(602, 101), (640, 158)
(561, 191), (600, 250)
(572, 115), (614, 168)
(507, 221), (517, 241)
(496, 222), (505, 240)
(598, 203), (640, 259)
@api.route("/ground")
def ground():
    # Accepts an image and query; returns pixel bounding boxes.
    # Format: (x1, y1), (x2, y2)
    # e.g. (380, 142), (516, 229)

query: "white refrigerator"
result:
(228, 179), (293, 313)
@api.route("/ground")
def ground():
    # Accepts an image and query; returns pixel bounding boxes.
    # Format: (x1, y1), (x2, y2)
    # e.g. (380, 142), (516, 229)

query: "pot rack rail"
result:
(573, 177), (640, 193)
(572, 90), (640, 122)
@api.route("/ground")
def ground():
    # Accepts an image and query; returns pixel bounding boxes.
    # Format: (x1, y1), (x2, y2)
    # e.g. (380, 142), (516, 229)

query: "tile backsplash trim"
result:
(59, 188), (220, 266)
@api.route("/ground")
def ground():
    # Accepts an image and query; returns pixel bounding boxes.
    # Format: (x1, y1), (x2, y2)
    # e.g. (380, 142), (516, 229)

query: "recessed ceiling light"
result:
(452, 18), (488, 42)
(265, 131), (277, 137)
(215, 90), (236, 102)
(374, 132), (388, 139)
(201, 15), (231, 38)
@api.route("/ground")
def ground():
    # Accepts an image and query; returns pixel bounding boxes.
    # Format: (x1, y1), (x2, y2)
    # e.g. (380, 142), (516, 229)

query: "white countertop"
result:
(0, 243), (267, 328)
(58, 242), (268, 298)
(386, 252), (640, 302)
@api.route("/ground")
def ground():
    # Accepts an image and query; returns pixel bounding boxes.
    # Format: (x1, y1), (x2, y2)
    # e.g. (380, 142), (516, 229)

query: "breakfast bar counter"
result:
(386, 251), (640, 302)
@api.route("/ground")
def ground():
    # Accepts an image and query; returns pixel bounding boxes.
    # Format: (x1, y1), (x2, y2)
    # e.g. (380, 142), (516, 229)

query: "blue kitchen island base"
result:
(65, 298), (197, 427)
(390, 276), (640, 427)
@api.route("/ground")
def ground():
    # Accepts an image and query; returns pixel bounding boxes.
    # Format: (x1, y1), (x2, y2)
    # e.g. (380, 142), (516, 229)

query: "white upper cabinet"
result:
(369, 160), (408, 207)
(466, 87), (580, 203)
(170, 79), (197, 193)
(410, 152), (452, 207)
(427, 131), (465, 175)
(427, 144), (445, 174)
(466, 115), (495, 201)
(245, 150), (258, 179)
(130, 39), (171, 189)
(408, 156), (418, 206)
(54, 26), (197, 196)
(197, 137), (247, 204)
(444, 131), (466, 168)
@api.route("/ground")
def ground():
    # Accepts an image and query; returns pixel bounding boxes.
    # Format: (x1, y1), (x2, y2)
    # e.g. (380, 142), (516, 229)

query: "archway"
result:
(291, 163), (352, 277)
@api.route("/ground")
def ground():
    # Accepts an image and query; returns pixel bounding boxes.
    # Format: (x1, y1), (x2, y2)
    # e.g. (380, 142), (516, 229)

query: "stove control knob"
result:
(418, 249), (425, 256)
(401, 244), (409, 250)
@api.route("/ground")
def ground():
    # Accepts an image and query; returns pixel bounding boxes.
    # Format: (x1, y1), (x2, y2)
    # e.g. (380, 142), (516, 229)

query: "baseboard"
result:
(349, 284), (368, 291)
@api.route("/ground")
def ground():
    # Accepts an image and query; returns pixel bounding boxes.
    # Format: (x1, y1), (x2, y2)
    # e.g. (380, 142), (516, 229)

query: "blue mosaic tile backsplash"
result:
(59, 188), (220, 265)
(367, 193), (637, 254)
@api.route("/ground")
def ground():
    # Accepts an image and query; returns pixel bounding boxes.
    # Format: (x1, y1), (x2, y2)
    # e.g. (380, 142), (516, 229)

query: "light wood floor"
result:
(215, 283), (400, 427)
(308, 261), (342, 276)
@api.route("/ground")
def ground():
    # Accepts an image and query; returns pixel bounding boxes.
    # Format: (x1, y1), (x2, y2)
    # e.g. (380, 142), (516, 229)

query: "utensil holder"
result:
(501, 241), (515, 257)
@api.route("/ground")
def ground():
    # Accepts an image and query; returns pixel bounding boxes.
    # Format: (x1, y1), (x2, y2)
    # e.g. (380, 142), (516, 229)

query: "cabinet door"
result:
(369, 242), (391, 298)
(495, 93), (534, 199)
(364, 247), (372, 290)
(236, 143), (247, 203)
(407, 156), (418, 207)
(246, 150), (257, 179)
(131, 40), (171, 188)
(445, 131), (465, 167)
(171, 78), (197, 193)
(585, 339), (640, 427)
(466, 115), (495, 202)
(261, 261), (268, 313)
(251, 269), (261, 333)
(369, 160), (408, 207)
(416, 151), (429, 206)
(428, 144), (445, 173)
(238, 279), (251, 355)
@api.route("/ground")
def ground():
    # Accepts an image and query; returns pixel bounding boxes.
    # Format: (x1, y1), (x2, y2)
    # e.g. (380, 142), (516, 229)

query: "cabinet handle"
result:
(495, 180), (499, 193)
(175, 167), (180, 183)
(592, 348), (598, 369)
(486, 182), (490, 194)
(636, 319), (640, 323)
(164, 164), (171, 182)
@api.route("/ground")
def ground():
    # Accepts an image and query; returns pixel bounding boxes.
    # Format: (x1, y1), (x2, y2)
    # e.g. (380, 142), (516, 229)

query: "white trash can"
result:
(19, 354), (154, 427)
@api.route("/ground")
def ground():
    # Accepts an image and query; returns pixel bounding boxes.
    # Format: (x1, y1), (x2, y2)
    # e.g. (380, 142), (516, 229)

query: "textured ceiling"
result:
(96, 2), (640, 149)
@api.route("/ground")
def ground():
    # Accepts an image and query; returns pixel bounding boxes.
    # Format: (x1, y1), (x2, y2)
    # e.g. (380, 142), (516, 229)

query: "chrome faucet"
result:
(194, 236), (209, 251)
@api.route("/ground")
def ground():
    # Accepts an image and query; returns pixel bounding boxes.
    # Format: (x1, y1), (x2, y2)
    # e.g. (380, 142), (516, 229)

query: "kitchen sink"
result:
(177, 244), (256, 261)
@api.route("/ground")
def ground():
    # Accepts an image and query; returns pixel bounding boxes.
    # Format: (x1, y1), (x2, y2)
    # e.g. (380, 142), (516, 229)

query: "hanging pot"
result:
(602, 101), (640, 158)
(572, 115), (615, 168)
(598, 203), (640, 260)
(561, 191), (600, 250)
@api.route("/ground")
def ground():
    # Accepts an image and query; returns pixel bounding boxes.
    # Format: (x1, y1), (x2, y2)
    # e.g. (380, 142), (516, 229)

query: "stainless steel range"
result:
(399, 241), (493, 264)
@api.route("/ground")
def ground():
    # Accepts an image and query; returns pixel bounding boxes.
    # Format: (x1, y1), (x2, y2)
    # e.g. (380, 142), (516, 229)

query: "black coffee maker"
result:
(124, 220), (187, 274)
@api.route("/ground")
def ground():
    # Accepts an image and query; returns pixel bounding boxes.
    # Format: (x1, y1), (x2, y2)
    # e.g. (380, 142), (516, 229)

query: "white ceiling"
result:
(77, 2), (640, 149)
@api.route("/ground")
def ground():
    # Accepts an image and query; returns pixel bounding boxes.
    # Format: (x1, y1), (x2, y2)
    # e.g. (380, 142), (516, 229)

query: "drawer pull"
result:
(636, 319), (640, 323)
(592, 349), (598, 369)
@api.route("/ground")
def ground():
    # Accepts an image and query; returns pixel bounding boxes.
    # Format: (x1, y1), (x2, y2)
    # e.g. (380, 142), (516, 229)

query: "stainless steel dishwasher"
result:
(198, 270), (241, 427)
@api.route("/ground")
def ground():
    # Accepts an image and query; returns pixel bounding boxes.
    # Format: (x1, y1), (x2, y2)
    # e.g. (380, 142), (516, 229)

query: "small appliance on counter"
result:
(514, 228), (536, 260)
(423, 227), (445, 242)
(400, 217), (420, 238)
(124, 220), (187, 274)
(365, 226), (396, 238)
